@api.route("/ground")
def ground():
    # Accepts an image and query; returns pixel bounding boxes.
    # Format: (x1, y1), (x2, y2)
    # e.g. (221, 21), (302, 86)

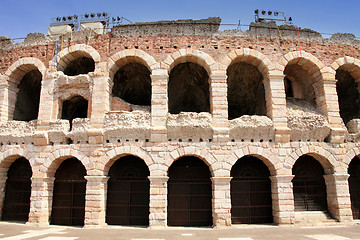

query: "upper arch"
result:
(162, 49), (216, 75)
(108, 49), (157, 79)
(330, 56), (360, 80)
(5, 57), (46, 85)
(219, 48), (272, 77)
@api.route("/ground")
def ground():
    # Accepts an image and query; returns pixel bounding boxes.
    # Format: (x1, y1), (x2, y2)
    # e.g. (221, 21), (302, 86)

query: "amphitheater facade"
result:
(0, 18), (359, 228)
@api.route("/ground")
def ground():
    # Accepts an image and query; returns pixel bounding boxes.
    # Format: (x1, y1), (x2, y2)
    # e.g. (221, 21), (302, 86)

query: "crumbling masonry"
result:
(0, 18), (360, 227)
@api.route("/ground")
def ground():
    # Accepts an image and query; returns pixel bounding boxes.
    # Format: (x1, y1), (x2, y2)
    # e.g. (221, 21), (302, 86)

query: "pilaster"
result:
(148, 176), (169, 227)
(211, 177), (232, 227)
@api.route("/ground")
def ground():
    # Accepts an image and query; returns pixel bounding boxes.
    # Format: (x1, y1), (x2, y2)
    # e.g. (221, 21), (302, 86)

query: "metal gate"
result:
(2, 157), (32, 221)
(51, 158), (86, 226)
(106, 156), (150, 226)
(168, 157), (212, 227)
(292, 155), (328, 211)
(348, 156), (360, 219)
(231, 156), (272, 224)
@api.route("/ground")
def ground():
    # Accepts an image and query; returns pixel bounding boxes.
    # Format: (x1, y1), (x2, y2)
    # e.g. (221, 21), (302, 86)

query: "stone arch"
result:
(104, 146), (154, 175)
(49, 44), (100, 74)
(166, 146), (216, 177)
(330, 56), (360, 79)
(344, 147), (360, 167)
(162, 49), (216, 75)
(0, 149), (34, 175)
(226, 146), (281, 176)
(108, 49), (157, 79)
(219, 48), (272, 77)
(285, 146), (338, 175)
(45, 149), (90, 177)
(5, 57), (46, 85)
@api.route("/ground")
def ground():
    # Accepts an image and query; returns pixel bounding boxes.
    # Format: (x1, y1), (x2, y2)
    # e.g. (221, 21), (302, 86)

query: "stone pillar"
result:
(84, 176), (109, 228)
(27, 177), (55, 226)
(270, 175), (295, 224)
(210, 74), (229, 142)
(313, 77), (346, 143)
(211, 177), (232, 227)
(0, 175), (7, 217)
(324, 174), (353, 222)
(148, 176), (168, 228)
(150, 70), (168, 143)
(265, 74), (290, 143)
(88, 76), (111, 144)
(0, 83), (9, 123)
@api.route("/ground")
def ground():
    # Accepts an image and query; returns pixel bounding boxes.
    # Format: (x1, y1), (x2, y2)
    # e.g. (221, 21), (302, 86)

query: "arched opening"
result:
(348, 156), (360, 219)
(230, 156), (272, 224)
(227, 62), (266, 120)
(168, 62), (210, 114)
(112, 62), (151, 106)
(292, 155), (328, 211)
(168, 156), (212, 226)
(13, 69), (42, 121)
(63, 57), (95, 76)
(106, 155), (150, 226)
(336, 67), (360, 125)
(51, 158), (86, 226)
(2, 157), (32, 221)
(284, 60), (317, 105)
(61, 95), (88, 130)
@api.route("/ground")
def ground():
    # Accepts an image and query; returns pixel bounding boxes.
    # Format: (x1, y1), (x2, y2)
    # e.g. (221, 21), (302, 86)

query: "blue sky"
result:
(0, 0), (359, 40)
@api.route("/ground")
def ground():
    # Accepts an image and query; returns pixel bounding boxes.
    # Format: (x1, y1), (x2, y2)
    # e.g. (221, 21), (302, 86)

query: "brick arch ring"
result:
(284, 145), (340, 175)
(162, 49), (217, 75)
(103, 146), (155, 175)
(0, 148), (34, 173)
(5, 57), (47, 84)
(330, 56), (360, 80)
(108, 49), (158, 79)
(165, 146), (217, 176)
(44, 149), (90, 178)
(226, 146), (282, 176)
(49, 44), (101, 71)
(218, 48), (273, 77)
(344, 147), (360, 168)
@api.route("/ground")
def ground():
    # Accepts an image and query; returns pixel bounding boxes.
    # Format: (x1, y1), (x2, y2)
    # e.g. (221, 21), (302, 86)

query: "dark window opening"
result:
(51, 158), (86, 226)
(168, 156), (212, 227)
(227, 62), (266, 120)
(336, 69), (360, 125)
(61, 96), (88, 130)
(2, 157), (32, 222)
(112, 63), (151, 106)
(13, 70), (42, 121)
(292, 155), (328, 211)
(348, 156), (360, 219)
(168, 62), (210, 114)
(231, 156), (272, 224)
(284, 77), (294, 98)
(106, 156), (150, 226)
(63, 57), (95, 76)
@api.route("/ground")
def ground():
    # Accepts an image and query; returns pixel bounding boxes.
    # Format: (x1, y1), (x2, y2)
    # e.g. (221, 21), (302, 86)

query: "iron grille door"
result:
(2, 157), (32, 222)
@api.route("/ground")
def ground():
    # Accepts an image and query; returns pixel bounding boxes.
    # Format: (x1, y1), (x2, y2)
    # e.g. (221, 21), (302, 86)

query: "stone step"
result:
(294, 211), (338, 225)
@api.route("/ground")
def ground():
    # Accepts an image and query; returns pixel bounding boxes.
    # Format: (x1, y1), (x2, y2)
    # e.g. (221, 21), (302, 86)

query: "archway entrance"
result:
(2, 157), (32, 221)
(292, 155), (328, 211)
(348, 156), (360, 219)
(168, 156), (212, 226)
(51, 158), (86, 226)
(230, 156), (272, 224)
(106, 155), (150, 226)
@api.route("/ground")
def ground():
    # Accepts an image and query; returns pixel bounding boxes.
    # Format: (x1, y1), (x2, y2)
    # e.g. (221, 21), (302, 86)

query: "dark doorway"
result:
(348, 156), (360, 219)
(61, 95), (88, 130)
(51, 158), (86, 226)
(292, 155), (328, 211)
(2, 157), (32, 221)
(112, 63), (151, 106)
(231, 156), (272, 224)
(168, 62), (210, 114)
(106, 155), (150, 226)
(63, 57), (95, 76)
(13, 70), (42, 121)
(168, 156), (212, 226)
